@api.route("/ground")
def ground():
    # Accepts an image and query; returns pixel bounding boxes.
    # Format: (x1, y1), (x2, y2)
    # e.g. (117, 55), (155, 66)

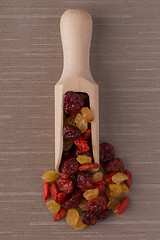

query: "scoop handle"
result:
(60, 9), (92, 79)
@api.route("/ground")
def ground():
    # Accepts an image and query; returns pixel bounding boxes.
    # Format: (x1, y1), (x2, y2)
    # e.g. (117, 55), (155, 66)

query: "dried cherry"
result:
(56, 177), (74, 194)
(77, 171), (93, 191)
(105, 158), (124, 175)
(62, 189), (82, 209)
(96, 209), (110, 220)
(87, 196), (107, 213)
(63, 125), (81, 141)
(99, 143), (115, 163)
(60, 157), (79, 174)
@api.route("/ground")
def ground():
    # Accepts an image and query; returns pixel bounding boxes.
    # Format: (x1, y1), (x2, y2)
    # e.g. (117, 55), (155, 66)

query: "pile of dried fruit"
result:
(42, 91), (132, 230)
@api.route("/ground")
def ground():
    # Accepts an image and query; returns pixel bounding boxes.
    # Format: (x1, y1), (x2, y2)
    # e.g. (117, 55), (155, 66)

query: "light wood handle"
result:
(60, 9), (93, 79)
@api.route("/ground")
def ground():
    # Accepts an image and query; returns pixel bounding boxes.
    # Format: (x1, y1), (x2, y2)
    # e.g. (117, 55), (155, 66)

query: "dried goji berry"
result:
(117, 196), (130, 216)
(58, 192), (67, 204)
(124, 169), (132, 189)
(82, 129), (91, 140)
(54, 208), (67, 221)
(79, 163), (100, 171)
(93, 180), (106, 192)
(56, 177), (74, 194)
(105, 173), (116, 183)
(50, 182), (59, 203)
(43, 182), (50, 202)
(74, 136), (90, 152)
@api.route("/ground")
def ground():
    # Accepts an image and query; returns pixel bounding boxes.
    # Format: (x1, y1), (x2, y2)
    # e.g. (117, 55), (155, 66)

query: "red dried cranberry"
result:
(64, 91), (84, 118)
(56, 177), (74, 194)
(77, 92), (89, 107)
(62, 189), (82, 209)
(60, 157), (79, 174)
(99, 143), (115, 163)
(105, 189), (110, 204)
(81, 211), (97, 226)
(74, 147), (92, 158)
(63, 125), (81, 141)
(96, 209), (110, 221)
(105, 158), (124, 175)
(77, 171), (93, 191)
(70, 173), (78, 185)
(87, 196), (107, 213)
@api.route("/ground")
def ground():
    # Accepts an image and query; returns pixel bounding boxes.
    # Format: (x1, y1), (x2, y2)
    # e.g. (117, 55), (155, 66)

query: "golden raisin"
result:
(81, 107), (94, 123)
(92, 172), (103, 183)
(63, 140), (73, 151)
(66, 209), (80, 226)
(78, 199), (88, 211)
(46, 200), (60, 214)
(112, 172), (128, 184)
(75, 113), (88, 133)
(107, 197), (120, 211)
(109, 191), (122, 198)
(76, 155), (92, 164)
(83, 188), (99, 200)
(42, 170), (59, 182)
(72, 217), (87, 230)
(109, 183), (122, 195)
(120, 183), (129, 193)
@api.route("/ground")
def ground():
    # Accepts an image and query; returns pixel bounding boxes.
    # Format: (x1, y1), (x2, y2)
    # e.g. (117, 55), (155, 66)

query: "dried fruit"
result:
(125, 169), (132, 189)
(50, 182), (59, 203)
(62, 189), (82, 209)
(93, 180), (106, 192)
(46, 200), (61, 214)
(64, 116), (75, 126)
(112, 172), (128, 184)
(43, 182), (50, 202)
(70, 173), (77, 185)
(120, 183), (129, 193)
(117, 196), (130, 216)
(109, 183), (122, 198)
(82, 129), (91, 140)
(92, 172), (103, 183)
(83, 188), (99, 200)
(87, 196), (107, 213)
(105, 173), (116, 183)
(77, 171), (93, 191)
(78, 92), (89, 107)
(63, 140), (73, 151)
(58, 192), (67, 204)
(99, 143), (115, 163)
(66, 209), (80, 226)
(56, 177), (74, 194)
(54, 208), (67, 221)
(42, 170), (59, 182)
(78, 199), (88, 211)
(79, 163), (100, 171)
(96, 209), (110, 220)
(61, 172), (70, 179)
(75, 147), (92, 158)
(64, 91), (84, 118)
(107, 197), (120, 211)
(105, 189), (110, 202)
(105, 158), (124, 175)
(81, 211), (97, 226)
(60, 157), (79, 175)
(76, 155), (92, 164)
(63, 125), (81, 141)
(72, 217), (87, 230)
(74, 136), (90, 152)
(81, 107), (94, 123)
(75, 113), (88, 133)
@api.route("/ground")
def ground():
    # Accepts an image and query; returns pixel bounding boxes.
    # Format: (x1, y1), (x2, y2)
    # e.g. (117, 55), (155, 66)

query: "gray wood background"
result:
(0, 0), (160, 239)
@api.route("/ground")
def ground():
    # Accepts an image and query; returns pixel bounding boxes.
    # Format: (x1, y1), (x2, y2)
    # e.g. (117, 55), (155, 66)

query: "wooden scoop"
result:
(55, 9), (99, 173)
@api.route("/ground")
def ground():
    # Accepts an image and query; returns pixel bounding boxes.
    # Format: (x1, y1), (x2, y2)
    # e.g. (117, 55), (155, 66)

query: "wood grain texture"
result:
(0, 0), (160, 239)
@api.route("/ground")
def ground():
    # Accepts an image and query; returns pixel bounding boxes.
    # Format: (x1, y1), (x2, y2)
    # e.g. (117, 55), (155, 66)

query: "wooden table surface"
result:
(0, 0), (160, 239)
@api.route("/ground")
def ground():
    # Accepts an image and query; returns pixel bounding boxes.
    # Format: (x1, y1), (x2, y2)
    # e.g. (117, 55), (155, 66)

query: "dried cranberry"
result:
(96, 209), (110, 221)
(62, 189), (82, 209)
(105, 189), (110, 203)
(70, 173), (78, 185)
(62, 149), (73, 159)
(77, 171), (93, 191)
(105, 158), (124, 175)
(74, 148), (92, 158)
(64, 91), (84, 118)
(60, 157), (79, 174)
(61, 172), (70, 179)
(77, 93), (89, 107)
(63, 125), (81, 141)
(93, 180), (106, 192)
(99, 143), (115, 163)
(81, 211), (97, 226)
(56, 177), (74, 194)
(87, 196), (107, 213)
